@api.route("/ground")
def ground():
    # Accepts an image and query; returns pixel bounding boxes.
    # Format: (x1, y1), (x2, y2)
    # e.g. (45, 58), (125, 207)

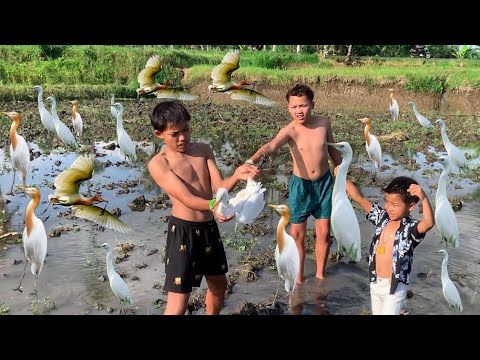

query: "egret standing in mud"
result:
(434, 119), (468, 171)
(435, 156), (459, 248)
(69, 100), (83, 139)
(1, 111), (30, 195)
(358, 117), (382, 180)
(110, 94), (118, 119)
(13, 186), (48, 297)
(48, 154), (133, 233)
(436, 249), (463, 312)
(328, 141), (362, 262)
(101, 242), (133, 306)
(33, 85), (55, 133)
(408, 101), (434, 129)
(110, 103), (137, 162)
(268, 204), (300, 307)
(388, 88), (399, 121)
(45, 96), (79, 149)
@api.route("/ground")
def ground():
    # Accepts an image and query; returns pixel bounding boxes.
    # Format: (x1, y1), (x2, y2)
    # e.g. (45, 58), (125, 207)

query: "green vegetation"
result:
(0, 45), (480, 101)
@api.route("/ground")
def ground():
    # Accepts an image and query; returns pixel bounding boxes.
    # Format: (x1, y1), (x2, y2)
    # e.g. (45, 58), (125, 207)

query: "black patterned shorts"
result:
(164, 216), (228, 294)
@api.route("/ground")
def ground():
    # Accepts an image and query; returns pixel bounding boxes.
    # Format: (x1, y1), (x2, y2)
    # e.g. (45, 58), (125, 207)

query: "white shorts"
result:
(370, 277), (408, 315)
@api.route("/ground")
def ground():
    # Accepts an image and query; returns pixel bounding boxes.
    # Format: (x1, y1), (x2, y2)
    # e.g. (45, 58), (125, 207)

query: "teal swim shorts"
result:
(288, 171), (333, 224)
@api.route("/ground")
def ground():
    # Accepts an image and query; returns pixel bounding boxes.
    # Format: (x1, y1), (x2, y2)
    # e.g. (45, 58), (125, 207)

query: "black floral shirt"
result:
(366, 203), (426, 294)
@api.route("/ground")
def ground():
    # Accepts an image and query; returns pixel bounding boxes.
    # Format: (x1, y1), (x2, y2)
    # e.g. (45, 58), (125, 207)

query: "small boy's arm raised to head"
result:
(408, 184), (435, 234)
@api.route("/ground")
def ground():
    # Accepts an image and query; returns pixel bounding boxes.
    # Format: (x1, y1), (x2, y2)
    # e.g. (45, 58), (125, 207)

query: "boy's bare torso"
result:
(376, 221), (398, 277)
(157, 142), (214, 222)
(287, 115), (331, 180)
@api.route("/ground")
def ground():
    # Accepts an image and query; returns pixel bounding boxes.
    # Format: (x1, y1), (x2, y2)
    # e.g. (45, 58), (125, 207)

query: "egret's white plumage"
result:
(269, 204), (300, 303)
(214, 178), (266, 224)
(101, 242), (133, 305)
(45, 96), (79, 149)
(111, 103), (137, 162)
(437, 249), (463, 312)
(434, 119), (468, 171)
(1, 111), (30, 195)
(110, 94), (118, 119)
(388, 89), (399, 121)
(358, 117), (382, 178)
(435, 156), (459, 248)
(14, 186), (48, 297)
(408, 101), (434, 129)
(69, 100), (83, 138)
(328, 141), (362, 262)
(33, 85), (55, 133)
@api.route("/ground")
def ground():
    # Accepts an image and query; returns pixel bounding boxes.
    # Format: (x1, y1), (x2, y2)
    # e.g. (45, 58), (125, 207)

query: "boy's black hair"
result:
(150, 101), (191, 132)
(383, 176), (420, 204)
(286, 84), (314, 103)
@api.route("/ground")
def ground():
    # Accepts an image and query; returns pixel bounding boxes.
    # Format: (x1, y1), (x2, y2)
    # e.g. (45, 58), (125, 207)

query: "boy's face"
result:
(384, 193), (415, 221)
(287, 95), (314, 123)
(155, 120), (191, 153)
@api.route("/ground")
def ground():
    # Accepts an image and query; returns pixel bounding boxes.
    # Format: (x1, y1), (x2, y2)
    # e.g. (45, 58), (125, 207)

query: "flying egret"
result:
(434, 119), (468, 171)
(136, 55), (197, 100)
(435, 156), (459, 248)
(1, 111), (30, 195)
(268, 204), (300, 307)
(110, 103), (137, 162)
(13, 186), (48, 297)
(48, 154), (133, 233)
(388, 88), (399, 121)
(408, 101), (434, 129)
(110, 94), (118, 119)
(358, 117), (382, 180)
(100, 242), (133, 305)
(327, 141), (362, 262)
(69, 100), (83, 139)
(33, 85), (55, 133)
(208, 49), (276, 106)
(436, 249), (463, 312)
(45, 96), (79, 149)
(214, 178), (266, 225)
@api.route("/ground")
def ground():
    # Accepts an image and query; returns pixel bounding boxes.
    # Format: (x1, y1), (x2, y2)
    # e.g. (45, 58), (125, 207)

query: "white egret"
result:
(408, 101), (434, 129)
(327, 141), (362, 262)
(110, 103), (137, 162)
(13, 186), (48, 297)
(45, 96), (79, 149)
(268, 204), (300, 307)
(213, 178), (266, 226)
(435, 156), (459, 248)
(48, 154), (133, 233)
(358, 117), (382, 180)
(1, 111), (30, 195)
(434, 119), (468, 171)
(208, 50), (276, 106)
(100, 242), (133, 305)
(436, 249), (463, 312)
(110, 94), (118, 119)
(388, 88), (399, 121)
(136, 56), (197, 100)
(33, 85), (55, 133)
(69, 100), (83, 139)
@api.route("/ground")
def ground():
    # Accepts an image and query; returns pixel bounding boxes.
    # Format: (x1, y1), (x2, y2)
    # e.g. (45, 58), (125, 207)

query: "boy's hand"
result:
(214, 210), (234, 223)
(235, 163), (260, 181)
(407, 184), (426, 201)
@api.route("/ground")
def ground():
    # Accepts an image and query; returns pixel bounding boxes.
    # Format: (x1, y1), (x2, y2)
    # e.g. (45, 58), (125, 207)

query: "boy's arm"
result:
(326, 119), (343, 167)
(407, 184), (435, 234)
(247, 127), (290, 164)
(148, 155), (211, 211)
(333, 165), (372, 213)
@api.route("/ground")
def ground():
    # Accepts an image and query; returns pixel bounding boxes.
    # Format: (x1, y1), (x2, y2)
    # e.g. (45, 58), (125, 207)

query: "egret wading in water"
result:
(45, 96), (79, 149)
(268, 204), (300, 307)
(436, 249), (463, 312)
(1, 111), (30, 195)
(408, 101), (434, 129)
(13, 186), (48, 297)
(69, 100), (83, 139)
(388, 88), (399, 121)
(47, 154), (133, 233)
(136, 55), (197, 100)
(434, 119), (468, 171)
(435, 156), (459, 248)
(208, 49), (276, 106)
(111, 103), (137, 162)
(358, 117), (382, 181)
(33, 85), (55, 133)
(101, 242), (133, 305)
(328, 141), (362, 262)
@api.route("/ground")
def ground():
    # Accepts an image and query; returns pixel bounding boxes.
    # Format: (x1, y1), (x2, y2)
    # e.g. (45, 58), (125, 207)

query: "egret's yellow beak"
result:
(17, 185), (26, 191)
